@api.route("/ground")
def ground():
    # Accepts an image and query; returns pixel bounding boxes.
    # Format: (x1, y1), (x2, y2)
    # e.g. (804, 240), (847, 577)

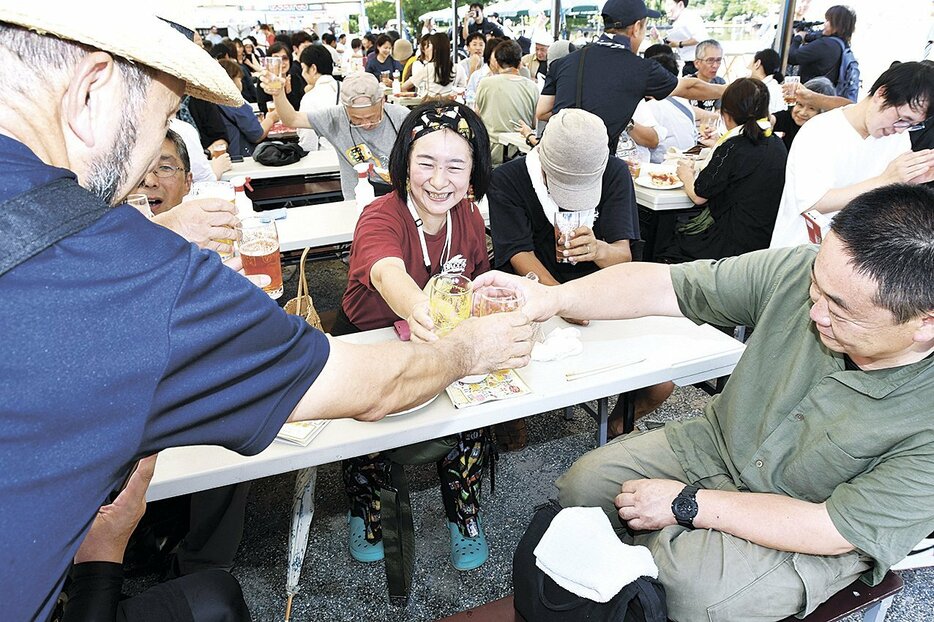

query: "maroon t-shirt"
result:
(342, 191), (490, 331)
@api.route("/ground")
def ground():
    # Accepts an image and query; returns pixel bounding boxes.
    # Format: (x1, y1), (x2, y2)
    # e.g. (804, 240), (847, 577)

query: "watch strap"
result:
(672, 484), (699, 529)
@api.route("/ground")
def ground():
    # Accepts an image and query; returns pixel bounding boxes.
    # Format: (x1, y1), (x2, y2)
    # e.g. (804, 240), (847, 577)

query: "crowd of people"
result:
(1, 1), (933, 622)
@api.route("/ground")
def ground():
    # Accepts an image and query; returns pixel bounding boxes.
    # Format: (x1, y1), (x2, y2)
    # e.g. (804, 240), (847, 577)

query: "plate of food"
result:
(386, 393), (439, 418)
(635, 171), (683, 190)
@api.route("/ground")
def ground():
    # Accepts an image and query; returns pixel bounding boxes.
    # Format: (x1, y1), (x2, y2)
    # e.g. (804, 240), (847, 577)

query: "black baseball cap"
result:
(601, 0), (661, 29)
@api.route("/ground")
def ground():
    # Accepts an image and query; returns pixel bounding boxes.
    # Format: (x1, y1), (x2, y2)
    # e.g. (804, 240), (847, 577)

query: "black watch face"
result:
(673, 496), (698, 519)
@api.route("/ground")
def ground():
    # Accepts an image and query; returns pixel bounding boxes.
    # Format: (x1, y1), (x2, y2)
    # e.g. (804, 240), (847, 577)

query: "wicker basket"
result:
(283, 247), (322, 331)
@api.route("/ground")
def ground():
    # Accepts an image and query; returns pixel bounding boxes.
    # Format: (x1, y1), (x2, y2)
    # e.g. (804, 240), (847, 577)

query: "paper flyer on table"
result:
(276, 420), (329, 446)
(446, 370), (531, 408)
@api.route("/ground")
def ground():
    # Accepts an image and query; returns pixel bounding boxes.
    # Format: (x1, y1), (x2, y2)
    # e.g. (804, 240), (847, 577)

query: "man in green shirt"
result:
(475, 184), (934, 621)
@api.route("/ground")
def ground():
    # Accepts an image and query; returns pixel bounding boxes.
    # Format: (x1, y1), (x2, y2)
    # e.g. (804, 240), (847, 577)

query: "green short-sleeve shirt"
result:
(666, 246), (934, 584)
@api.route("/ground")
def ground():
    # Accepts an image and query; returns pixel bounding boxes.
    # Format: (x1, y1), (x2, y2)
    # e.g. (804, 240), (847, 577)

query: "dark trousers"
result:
(172, 483), (252, 576)
(63, 564), (251, 622)
(118, 570), (251, 622)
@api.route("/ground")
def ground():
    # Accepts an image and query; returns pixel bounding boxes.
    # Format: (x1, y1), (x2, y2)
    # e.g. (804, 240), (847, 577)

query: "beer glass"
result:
(125, 194), (150, 214)
(554, 210), (594, 263)
(464, 286), (526, 382)
(784, 76), (800, 105)
(189, 181), (237, 260)
(209, 142), (227, 160)
(263, 56), (284, 92)
(472, 286), (525, 317)
(239, 217), (283, 299)
(428, 274), (472, 337)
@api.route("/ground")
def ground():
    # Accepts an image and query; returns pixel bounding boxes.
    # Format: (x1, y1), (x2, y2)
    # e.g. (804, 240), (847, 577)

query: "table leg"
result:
(285, 466), (318, 620)
(621, 392), (636, 436)
(597, 398), (609, 446)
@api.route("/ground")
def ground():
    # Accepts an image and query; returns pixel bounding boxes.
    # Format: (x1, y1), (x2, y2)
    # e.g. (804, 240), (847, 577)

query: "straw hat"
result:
(0, 2), (243, 106)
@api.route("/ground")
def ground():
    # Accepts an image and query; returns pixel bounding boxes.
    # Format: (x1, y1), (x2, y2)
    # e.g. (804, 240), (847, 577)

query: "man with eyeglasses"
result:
(686, 39), (725, 119)
(265, 72), (409, 200)
(128, 130), (240, 256)
(771, 61), (934, 248)
(138, 131), (194, 215)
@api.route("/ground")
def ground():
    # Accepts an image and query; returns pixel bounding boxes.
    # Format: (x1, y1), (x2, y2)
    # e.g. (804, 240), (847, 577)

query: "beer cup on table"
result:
(189, 181), (237, 260)
(239, 217), (283, 299)
(428, 274), (473, 337)
(262, 56), (284, 92)
(783, 76), (800, 105)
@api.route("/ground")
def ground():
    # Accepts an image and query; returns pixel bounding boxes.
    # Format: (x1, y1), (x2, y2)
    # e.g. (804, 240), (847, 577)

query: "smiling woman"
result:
(330, 102), (498, 573)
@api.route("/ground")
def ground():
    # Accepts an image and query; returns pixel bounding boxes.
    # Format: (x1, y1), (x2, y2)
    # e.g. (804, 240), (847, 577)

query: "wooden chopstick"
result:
(565, 357), (646, 381)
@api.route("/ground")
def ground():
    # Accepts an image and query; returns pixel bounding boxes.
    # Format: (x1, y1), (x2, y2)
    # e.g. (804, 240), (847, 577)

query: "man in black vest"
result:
(538, 0), (726, 152)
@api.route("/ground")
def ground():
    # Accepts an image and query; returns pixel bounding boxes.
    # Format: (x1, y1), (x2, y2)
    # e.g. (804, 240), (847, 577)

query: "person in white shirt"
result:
(458, 32), (486, 81)
(169, 118), (227, 183)
(297, 45), (340, 152)
(641, 52), (697, 162)
(662, 0), (708, 75)
(321, 33), (343, 78)
(770, 62), (934, 248)
(749, 48), (786, 115)
(400, 33), (466, 98)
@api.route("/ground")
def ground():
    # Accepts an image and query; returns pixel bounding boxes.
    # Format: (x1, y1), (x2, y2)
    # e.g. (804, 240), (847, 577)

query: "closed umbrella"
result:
(285, 466), (318, 622)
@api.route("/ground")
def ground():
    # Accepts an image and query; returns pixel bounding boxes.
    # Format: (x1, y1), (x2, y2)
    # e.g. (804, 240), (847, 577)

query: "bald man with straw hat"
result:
(0, 4), (534, 620)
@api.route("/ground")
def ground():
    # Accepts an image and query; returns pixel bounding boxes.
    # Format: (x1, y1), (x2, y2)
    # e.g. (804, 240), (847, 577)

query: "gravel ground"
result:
(126, 259), (933, 622)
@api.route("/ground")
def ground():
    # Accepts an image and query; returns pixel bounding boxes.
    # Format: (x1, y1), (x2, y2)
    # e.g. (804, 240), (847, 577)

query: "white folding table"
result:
(146, 315), (743, 610)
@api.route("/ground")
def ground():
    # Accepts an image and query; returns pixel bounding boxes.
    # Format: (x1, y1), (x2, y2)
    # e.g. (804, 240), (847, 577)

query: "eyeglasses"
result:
(696, 56), (723, 65)
(347, 104), (384, 129)
(147, 164), (184, 178)
(893, 119), (926, 132)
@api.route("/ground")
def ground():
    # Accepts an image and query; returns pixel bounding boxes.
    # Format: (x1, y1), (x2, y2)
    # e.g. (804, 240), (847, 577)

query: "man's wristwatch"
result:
(671, 485), (699, 529)
(678, 41), (683, 48)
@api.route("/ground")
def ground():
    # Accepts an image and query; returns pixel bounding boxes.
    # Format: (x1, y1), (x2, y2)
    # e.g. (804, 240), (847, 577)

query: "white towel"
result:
(533, 506), (658, 603)
(531, 327), (583, 362)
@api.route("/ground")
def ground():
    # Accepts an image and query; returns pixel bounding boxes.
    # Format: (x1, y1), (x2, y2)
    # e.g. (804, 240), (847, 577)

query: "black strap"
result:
(0, 177), (109, 277)
(381, 462), (415, 606)
(574, 45), (590, 109)
(668, 96), (695, 123)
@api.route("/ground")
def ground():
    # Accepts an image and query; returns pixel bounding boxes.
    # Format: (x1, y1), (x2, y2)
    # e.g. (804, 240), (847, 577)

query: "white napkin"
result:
(533, 506), (659, 603)
(531, 327), (583, 361)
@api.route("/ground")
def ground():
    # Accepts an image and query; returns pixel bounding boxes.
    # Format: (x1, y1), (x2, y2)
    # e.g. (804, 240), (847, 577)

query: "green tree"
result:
(366, 1), (397, 29)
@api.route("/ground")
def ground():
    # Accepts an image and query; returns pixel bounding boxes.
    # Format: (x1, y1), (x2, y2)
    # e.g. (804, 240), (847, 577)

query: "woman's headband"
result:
(411, 107), (473, 143)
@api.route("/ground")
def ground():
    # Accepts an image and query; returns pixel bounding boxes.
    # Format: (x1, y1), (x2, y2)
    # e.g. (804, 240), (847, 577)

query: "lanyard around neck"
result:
(406, 196), (452, 272)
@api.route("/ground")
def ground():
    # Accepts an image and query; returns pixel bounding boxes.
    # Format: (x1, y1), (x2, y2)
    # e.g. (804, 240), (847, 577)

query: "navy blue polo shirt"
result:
(0, 135), (330, 622)
(542, 34), (678, 150)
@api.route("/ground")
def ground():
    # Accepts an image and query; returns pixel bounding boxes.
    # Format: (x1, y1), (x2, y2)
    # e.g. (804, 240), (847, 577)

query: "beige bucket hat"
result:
(0, 3), (243, 106)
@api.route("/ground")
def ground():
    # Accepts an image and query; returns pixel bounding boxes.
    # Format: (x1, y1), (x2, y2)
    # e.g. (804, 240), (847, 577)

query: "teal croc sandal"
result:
(348, 513), (384, 563)
(448, 520), (489, 571)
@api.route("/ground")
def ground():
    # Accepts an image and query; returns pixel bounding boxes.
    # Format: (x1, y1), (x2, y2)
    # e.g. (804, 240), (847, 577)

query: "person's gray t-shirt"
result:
(307, 103), (410, 199)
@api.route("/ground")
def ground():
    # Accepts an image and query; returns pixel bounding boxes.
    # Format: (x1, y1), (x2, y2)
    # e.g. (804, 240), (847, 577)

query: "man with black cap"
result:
(537, 0), (726, 152)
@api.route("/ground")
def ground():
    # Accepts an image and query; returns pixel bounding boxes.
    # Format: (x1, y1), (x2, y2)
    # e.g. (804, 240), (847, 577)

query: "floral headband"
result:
(411, 107), (473, 143)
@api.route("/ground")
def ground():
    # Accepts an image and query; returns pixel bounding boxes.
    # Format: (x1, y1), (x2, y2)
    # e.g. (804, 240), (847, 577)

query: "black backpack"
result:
(831, 37), (860, 102)
(513, 500), (668, 622)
